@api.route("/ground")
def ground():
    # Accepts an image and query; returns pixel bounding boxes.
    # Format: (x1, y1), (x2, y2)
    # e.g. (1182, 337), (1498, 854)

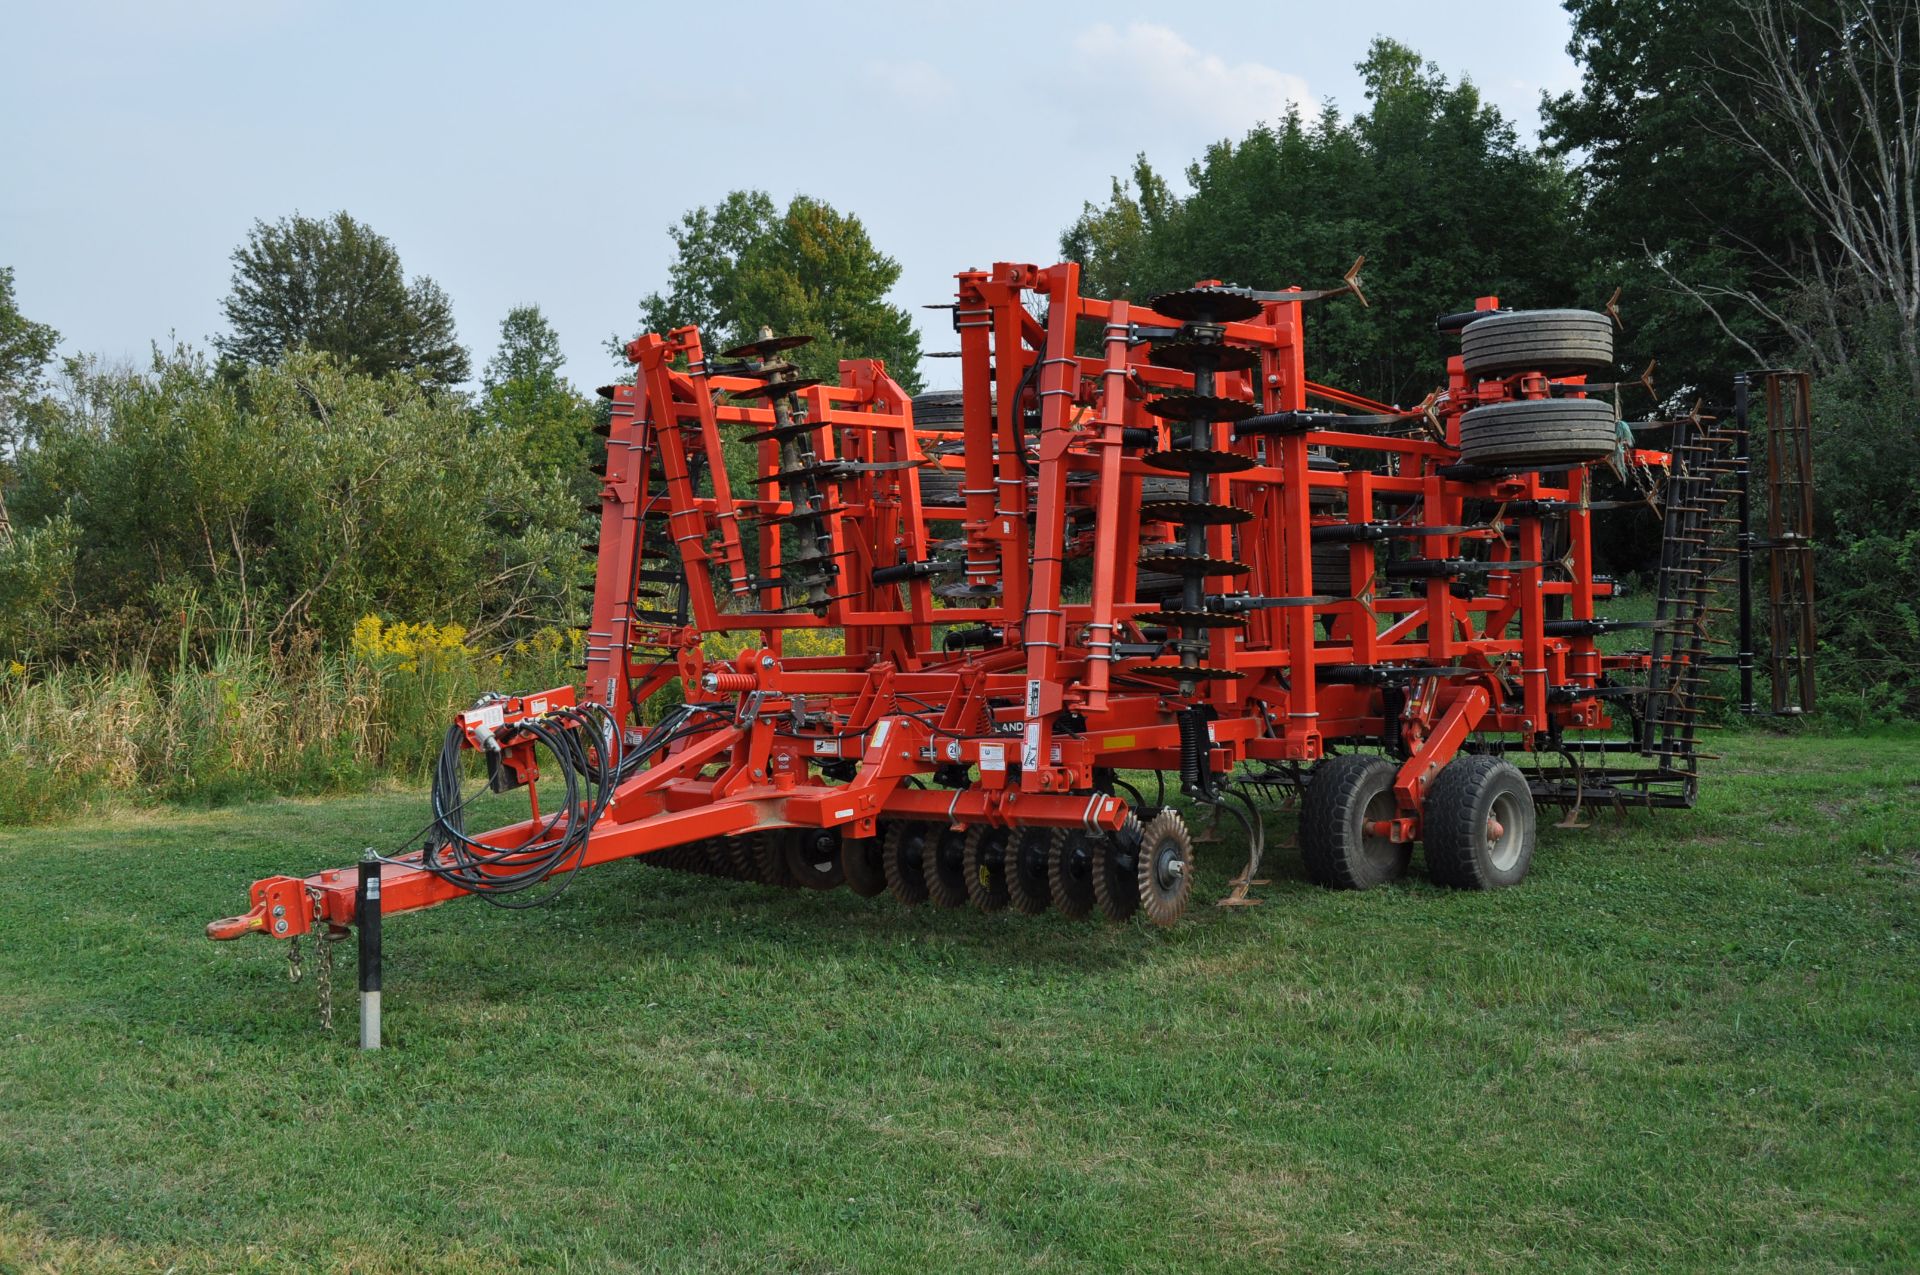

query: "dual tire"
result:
(1457, 309), (1619, 470)
(1300, 753), (1536, 891)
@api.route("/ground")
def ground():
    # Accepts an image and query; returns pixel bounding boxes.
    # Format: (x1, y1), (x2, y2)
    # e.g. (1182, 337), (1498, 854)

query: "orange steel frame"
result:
(208, 262), (1666, 945)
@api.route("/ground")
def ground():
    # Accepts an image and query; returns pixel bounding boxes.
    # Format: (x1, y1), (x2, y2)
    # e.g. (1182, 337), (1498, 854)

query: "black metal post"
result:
(1734, 373), (1756, 714)
(356, 852), (382, 1050)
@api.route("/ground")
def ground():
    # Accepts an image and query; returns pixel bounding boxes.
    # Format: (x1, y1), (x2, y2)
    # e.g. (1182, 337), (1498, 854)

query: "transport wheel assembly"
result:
(1423, 756), (1538, 889)
(1299, 754), (1410, 890)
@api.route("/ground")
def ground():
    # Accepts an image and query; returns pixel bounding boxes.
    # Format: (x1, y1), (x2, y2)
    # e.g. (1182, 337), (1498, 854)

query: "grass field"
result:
(1, 728), (1916, 1272)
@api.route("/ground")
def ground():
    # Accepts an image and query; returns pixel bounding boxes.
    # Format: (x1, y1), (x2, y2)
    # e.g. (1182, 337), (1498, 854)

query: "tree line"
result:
(2, 2), (1914, 715)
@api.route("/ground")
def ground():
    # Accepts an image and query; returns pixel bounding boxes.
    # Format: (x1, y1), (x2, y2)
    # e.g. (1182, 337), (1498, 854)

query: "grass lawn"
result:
(1, 728), (1916, 1272)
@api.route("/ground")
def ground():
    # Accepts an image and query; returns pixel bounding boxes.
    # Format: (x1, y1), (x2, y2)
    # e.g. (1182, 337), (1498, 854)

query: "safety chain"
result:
(286, 934), (303, 983)
(316, 934), (338, 1032)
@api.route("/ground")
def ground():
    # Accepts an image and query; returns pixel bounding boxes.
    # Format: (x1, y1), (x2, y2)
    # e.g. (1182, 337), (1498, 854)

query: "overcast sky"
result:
(2, 2), (1580, 394)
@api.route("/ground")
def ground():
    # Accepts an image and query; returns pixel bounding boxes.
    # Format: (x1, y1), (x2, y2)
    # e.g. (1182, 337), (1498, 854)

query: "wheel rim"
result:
(1487, 791), (1524, 872)
(1359, 788), (1398, 872)
(1152, 844), (1183, 890)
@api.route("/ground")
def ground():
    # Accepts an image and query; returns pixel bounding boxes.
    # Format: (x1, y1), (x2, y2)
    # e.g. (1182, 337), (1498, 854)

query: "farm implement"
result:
(207, 260), (1813, 1045)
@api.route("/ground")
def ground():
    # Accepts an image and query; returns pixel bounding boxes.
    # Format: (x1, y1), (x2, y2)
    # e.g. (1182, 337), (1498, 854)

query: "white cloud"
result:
(867, 58), (955, 106)
(1071, 22), (1309, 135)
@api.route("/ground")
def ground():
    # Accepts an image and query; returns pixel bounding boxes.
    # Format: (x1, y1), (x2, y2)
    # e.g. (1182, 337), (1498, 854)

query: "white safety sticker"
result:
(1025, 679), (1042, 717)
(1022, 722), (1041, 771)
(528, 697), (548, 717)
(469, 703), (505, 731)
(980, 742), (1005, 771)
(812, 739), (839, 756)
(834, 808), (854, 820)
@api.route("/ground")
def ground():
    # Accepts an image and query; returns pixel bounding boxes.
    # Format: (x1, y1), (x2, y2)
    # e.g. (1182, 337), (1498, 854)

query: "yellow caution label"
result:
(1101, 734), (1137, 750)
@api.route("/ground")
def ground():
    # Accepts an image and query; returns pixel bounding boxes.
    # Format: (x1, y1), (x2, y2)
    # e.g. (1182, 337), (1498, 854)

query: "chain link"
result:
(317, 935), (336, 1032)
(285, 934), (303, 983)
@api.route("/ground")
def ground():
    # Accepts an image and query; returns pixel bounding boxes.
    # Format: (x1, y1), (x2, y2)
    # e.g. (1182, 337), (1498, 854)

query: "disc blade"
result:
(1141, 449), (1256, 475)
(1139, 552), (1252, 578)
(729, 377), (825, 401)
(738, 419), (826, 443)
(1143, 393), (1260, 423)
(1147, 340), (1261, 373)
(1139, 501), (1255, 526)
(1122, 664), (1244, 682)
(1147, 287), (1262, 323)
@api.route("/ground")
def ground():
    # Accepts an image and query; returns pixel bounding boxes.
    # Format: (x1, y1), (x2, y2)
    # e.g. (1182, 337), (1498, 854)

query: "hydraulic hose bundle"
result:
(420, 701), (623, 908)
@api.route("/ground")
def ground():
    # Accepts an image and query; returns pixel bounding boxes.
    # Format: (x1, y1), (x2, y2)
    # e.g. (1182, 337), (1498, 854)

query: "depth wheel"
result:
(1136, 809), (1194, 927)
(1092, 815), (1143, 922)
(883, 821), (932, 906)
(784, 829), (844, 890)
(922, 824), (969, 909)
(842, 829), (888, 897)
(962, 826), (1011, 913)
(1047, 830), (1097, 920)
(1004, 828), (1053, 915)
(1424, 756), (1537, 889)
(1299, 754), (1409, 890)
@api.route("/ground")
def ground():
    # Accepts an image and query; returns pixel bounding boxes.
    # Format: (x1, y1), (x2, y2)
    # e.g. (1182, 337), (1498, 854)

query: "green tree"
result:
(217, 212), (471, 389)
(1062, 40), (1585, 407)
(8, 349), (578, 656)
(482, 305), (597, 479)
(1543, 0), (1813, 401)
(0, 266), (60, 546)
(633, 191), (923, 393)
(1549, 0), (1920, 715)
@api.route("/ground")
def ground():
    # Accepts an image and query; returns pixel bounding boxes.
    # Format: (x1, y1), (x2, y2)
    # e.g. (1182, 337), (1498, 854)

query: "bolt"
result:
(274, 919), (288, 933)
(761, 655), (774, 668)
(272, 905), (285, 918)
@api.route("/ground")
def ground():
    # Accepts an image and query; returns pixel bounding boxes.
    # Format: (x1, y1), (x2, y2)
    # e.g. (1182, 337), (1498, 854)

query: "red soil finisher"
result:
(211, 261), (1744, 1037)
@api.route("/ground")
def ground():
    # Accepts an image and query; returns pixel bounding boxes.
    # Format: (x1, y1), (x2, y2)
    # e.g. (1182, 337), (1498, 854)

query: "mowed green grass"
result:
(1, 730), (1916, 1272)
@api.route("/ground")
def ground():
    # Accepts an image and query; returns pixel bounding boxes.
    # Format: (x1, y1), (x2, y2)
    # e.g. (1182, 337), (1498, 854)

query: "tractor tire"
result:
(1307, 451), (1344, 512)
(962, 826), (1012, 913)
(910, 390), (966, 431)
(1312, 540), (1353, 597)
(1458, 399), (1618, 470)
(917, 467), (965, 506)
(1299, 754), (1409, 890)
(1460, 309), (1614, 378)
(1423, 755), (1537, 890)
(1136, 569), (1183, 600)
